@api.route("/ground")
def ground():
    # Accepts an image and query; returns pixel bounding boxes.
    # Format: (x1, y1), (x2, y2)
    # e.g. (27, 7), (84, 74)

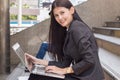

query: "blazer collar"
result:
(67, 19), (76, 33)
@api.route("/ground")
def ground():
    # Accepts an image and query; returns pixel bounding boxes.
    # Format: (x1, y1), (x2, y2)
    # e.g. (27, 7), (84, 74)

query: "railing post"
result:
(18, 0), (22, 27)
(0, 0), (10, 74)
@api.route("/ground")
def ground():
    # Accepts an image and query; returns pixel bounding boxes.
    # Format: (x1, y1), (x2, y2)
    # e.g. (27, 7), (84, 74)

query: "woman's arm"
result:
(25, 53), (74, 75)
(45, 66), (74, 75)
(48, 54), (72, 68)
(71, 21), (95, 75)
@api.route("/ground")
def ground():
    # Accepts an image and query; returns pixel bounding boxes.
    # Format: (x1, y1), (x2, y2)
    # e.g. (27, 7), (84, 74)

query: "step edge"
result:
(94, 33), (120, 45)
(99, 48), (120, 80)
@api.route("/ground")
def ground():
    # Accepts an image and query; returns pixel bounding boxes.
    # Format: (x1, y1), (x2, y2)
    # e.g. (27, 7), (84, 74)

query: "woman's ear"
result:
(70, 7), (75, 14)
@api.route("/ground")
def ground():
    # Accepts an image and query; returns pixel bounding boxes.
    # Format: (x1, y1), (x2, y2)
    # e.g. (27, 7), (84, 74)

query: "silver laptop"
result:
(12, 42), (65, 79)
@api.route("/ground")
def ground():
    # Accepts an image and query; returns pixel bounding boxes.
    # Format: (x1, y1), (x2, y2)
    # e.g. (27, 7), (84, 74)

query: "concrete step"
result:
(6, 47), (120, 80)
(104, 21), (120, 28)
(92, 27), (120, 38)
(6, 63), (30, 80)
(94, 33), (120, 56)
(99, 47), (120, 80)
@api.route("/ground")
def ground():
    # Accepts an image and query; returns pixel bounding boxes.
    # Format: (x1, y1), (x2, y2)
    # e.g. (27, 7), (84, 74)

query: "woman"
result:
(25, 0), (105, 80)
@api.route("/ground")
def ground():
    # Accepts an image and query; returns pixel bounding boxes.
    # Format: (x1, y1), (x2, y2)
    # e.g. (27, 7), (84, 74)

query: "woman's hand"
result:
(25, 53), (48, 66)
(45, 66), (67, 75)
(25, 53), (40, 64)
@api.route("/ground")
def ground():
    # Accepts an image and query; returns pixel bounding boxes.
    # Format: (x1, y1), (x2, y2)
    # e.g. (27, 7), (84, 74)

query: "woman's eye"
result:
(61, 12), (64, 14)
(54, 14), (58, 17)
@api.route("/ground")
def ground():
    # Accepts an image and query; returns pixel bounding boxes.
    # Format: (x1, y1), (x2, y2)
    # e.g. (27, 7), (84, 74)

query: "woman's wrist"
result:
(65, 67), (74, 74)
(38, 59), (48, 66)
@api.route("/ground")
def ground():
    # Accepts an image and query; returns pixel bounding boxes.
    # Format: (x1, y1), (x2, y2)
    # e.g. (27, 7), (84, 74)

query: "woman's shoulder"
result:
(69, 20), (92, 35)
(71, 20), (85, 27)
(70, 20), (88, 31)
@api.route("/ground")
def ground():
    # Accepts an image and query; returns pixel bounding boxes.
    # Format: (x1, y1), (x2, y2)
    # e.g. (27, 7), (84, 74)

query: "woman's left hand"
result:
(45, 66), (66, 75)
(25, 53), (48, 66)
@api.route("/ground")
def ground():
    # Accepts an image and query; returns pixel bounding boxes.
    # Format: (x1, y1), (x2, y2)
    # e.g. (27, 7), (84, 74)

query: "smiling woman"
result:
(26, 0), (105, 80)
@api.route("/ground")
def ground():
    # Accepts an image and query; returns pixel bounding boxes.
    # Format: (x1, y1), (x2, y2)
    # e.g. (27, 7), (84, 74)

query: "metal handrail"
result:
(10, 26), (28, 35)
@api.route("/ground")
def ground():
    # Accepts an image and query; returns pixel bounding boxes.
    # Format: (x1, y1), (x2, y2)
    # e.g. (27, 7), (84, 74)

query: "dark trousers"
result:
(28, 73), (64, 80)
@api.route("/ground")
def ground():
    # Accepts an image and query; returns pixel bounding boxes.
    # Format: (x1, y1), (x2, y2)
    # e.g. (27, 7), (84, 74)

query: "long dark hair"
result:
(48, 0), (83, 60)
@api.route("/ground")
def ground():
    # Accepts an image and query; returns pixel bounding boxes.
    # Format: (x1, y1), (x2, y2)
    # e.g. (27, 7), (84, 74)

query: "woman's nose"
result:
(58, 15), (62, 20)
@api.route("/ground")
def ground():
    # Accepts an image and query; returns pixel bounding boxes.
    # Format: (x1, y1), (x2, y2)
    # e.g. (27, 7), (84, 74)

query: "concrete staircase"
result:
(93, 16), (120, 80)
(7, 17), (120, 80)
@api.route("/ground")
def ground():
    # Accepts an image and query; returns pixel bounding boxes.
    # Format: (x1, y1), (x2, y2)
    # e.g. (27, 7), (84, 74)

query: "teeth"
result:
(61, 21), (64, 24)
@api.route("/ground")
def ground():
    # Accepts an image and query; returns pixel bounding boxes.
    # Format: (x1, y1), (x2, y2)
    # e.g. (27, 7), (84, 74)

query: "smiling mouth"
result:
(60, 21), (65, 25)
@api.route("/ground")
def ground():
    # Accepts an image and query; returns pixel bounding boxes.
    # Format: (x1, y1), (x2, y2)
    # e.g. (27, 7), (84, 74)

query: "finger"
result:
(26, 54), (36, 60)
(45, 69), (53, 73)
(25, 53), (33, 58)
(46, 66), (54, 70)
(45, 66), (52, 71)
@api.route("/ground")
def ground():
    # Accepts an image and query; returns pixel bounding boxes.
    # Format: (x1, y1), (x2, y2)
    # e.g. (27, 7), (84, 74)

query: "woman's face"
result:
(53, 7), (74, 28)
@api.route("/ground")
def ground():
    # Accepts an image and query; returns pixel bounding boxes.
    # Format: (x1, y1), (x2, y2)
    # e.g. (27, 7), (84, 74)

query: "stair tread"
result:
(93, 27), (120, 30)
(94, 33), (120, 45)
(6, 63), (30, 80)
(99, 47), (120, 79)
(106, 21), (120, 23)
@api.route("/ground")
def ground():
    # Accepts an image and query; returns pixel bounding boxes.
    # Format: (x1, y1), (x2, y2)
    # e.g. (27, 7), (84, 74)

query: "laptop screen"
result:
(12, 43), (26, 67)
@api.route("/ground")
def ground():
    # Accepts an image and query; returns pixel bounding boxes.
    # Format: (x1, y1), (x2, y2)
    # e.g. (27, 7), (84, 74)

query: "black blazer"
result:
(49, 20), (104, 80)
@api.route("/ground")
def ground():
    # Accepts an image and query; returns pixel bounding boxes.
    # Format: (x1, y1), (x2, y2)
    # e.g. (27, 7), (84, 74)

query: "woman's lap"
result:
(28, 73), (64, 80)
